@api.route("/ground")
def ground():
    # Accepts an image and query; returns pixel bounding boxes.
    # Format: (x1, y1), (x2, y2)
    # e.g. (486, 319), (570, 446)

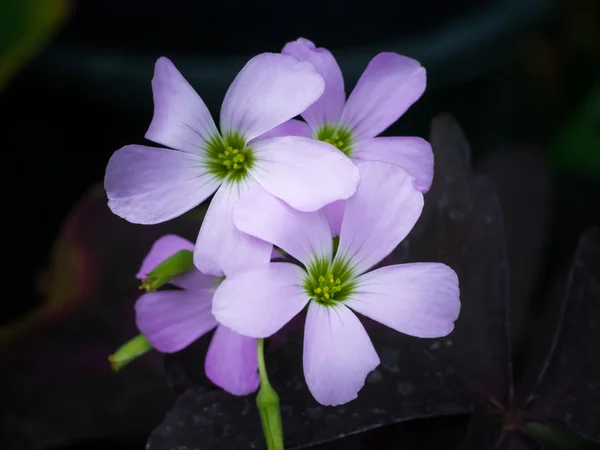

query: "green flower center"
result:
(304, 256), (355, 305)
(204, 133), (255, 183)
(314, 124), (354, 157)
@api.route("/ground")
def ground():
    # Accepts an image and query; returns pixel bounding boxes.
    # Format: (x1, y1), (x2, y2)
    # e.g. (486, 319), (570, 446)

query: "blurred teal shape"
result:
(525, 422), (600, 449)
(0, 0), (69, 91)
(551, 81), (600, 175)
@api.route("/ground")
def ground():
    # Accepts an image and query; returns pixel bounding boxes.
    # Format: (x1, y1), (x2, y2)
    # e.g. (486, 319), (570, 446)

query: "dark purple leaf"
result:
(0, 186), (205, 449)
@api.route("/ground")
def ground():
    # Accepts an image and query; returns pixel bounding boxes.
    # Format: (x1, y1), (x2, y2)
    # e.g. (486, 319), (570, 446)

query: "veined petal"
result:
(303, 302), (380, 406)
(233, 184), (332, 266)
(353, 136), (434, 192)
(256, 119), (312, 139)
(135, 289), (217, 353)
(205, 325), (259, 396)
(341, 53), (426, 139)
(220, 53), (324, 142)
(337, 161), (423, 275)
(251, 136), (359, 212)
(282, 38), (345, 128)
(323, 200), (346, 237)
(212, 263), (309, 338)
(135, 234), (216, 291)
(105, 145), (220, 224)
(347, 263), (460, 338)
(145, 57), (219, 154)
(194, 182), (272, 277)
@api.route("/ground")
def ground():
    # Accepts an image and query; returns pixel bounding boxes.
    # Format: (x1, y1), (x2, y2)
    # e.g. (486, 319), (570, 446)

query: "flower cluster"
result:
(105, 38), (460, 406)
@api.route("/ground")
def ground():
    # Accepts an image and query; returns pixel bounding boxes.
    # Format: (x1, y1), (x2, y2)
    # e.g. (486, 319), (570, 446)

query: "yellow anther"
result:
(232, 148), (239, 154)
(223, 160), (232, 167)
(233, 155), (240, 162)
(218, 153), (224, 158)
(233, 163), (239, 169)
(337, 141), (344, 147)
(323, 286), (329, 293)
(318, 276), (325, 283)
(324, 293), (330, 299)
(225, 150), (230, 156)
(238, 155), (245, 162)
(314, 288), (322, 294)
(329, 277), (334, 284)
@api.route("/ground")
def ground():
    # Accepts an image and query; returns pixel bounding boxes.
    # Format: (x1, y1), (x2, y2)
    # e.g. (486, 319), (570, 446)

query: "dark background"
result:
(1, 0), (599, 449)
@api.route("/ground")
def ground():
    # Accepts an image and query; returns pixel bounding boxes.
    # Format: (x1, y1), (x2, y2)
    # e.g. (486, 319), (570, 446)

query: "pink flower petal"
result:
(251, 136), (359, 212)
(205, 325), (259, 396)
(145, 57), (219, 154)
(347, 263), (460, 338)
(136, 234), (194, 279)
(353, 136), (434, 192)
(282, 38), (345, 128)
(323, 200), (346, 237)
(303, 302), (380, 406)
(233, 184), (332, 266)
(135, 289), (217, 353)
(194, 183), (272, 277)
(337, 161), (423, 275)
(220, 53), (324, 142)
(341, 53), (426, 140)
(105, 145), (221, 224)
(212, 263), (309, 338)
(256, 119), (312, 139)
(135, 234), (216, 291)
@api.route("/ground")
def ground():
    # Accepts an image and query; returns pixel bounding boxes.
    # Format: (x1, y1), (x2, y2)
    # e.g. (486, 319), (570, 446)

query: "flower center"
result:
(204, 133), (255, 182)
(314, 124), (354, 157)
(304, 256), (355, 305)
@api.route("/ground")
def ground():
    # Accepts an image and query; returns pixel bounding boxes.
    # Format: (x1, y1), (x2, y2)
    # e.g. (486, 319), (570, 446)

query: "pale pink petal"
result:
(136, 234), (194, 279)
(194, 182), (272, 277)
(205, 325), (259, 396)
(282, 38), (345, 128)
(341, 53), (426, 140)
(220, 53), (324, 142)
(256, 119), (312, 139)
(212, 263), (309, 338)
(337, 161), (423, 275)
(105, 145), (220, 224)
(145, 57), (219, 154)
(303, 302), (380, 406)
(347, 263), (460, 338)
(135, 289), (217, 353)
(353, 136), (434, 192)
(233, 184), (332, 266)
(323, 200), (346, 237)
(135, 234), (216, 291)
(250, 136), (359, 212)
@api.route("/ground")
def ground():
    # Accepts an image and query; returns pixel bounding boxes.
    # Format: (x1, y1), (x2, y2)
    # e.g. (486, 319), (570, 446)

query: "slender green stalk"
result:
(256, 339), (284, 450)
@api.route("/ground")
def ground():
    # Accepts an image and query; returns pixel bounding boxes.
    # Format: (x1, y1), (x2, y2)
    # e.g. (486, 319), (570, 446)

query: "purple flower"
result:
(212, 161), (460, 406)
(266, 38), (433, 235)
(135, 234), (259, 396)
(105, 54), (359, 276)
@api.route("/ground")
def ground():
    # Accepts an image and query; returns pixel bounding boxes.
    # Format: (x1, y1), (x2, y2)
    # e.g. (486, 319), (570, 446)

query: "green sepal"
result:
(108, 334), (153, 372)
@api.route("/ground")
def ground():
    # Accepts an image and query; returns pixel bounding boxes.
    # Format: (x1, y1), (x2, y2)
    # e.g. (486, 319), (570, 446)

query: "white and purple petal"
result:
(353, 136), (434, 192)
(347, 263), (460, 338)
(220, 53), (324, 142)
(145, 57), (219, 154)
(341, 53), (426, 140)
(212, 263), (309, 338)
(105, 145), (221, 224)
(135, 289), (217, 353)
(282, 38), (345, 128)
(194, 182), (272, 277)
(303, 302), (380, 406)
(205, 325), (259, 396)
(336, 161), (423, 275)
(250, 136), (359, 212)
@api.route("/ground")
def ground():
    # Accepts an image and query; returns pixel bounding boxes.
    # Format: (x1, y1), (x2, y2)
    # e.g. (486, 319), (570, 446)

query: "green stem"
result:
(256, 339), (284, 450)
